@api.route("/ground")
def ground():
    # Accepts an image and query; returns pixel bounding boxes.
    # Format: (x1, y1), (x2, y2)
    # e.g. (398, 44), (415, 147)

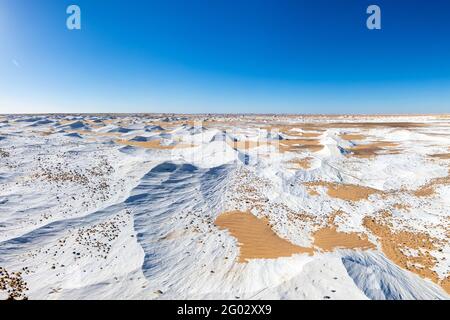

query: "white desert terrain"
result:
(0, 113), (449, 300)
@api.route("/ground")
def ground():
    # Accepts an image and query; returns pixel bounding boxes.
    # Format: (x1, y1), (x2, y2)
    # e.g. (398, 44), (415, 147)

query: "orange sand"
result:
(313, 211), (374, 252)
(347, 141), (399, 158)
(279, 139), (323, 153)
(290, 157), (314, 169)
(363, 215), (449, 294)
(313, 227), (375, 252)
(430, 154), (450, 160)
(413, 170), (450, 198)
(215, 211), (313, 263)
(305, 182), (381, 201)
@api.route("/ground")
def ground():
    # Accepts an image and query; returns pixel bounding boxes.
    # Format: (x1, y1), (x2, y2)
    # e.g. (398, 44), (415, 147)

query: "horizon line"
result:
(2, 112), (450, 117)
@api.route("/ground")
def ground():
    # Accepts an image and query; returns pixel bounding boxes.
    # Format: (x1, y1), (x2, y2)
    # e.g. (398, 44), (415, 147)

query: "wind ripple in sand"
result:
(125, 162), (234, 293)
(215, 211), (313, 262)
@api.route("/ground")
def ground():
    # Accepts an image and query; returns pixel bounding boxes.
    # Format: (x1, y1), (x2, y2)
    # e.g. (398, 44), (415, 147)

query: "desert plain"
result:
(0, 113), (449, 300)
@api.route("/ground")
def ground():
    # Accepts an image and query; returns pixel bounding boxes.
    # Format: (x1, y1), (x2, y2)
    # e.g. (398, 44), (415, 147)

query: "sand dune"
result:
(0, 113), (449, 300)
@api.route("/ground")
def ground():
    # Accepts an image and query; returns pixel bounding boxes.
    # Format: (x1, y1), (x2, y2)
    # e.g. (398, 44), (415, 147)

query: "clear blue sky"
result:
(1, 0), (449, 114)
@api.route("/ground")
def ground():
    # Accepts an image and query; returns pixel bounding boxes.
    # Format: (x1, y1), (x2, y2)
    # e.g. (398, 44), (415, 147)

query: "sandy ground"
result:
(215, 211), (313, 262)
(0, 113), (449, 300)
(305, 182), (382, 201)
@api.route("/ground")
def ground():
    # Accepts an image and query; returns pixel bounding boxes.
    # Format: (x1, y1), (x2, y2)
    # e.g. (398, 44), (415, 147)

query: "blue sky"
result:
(1, 0), (449, 114)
